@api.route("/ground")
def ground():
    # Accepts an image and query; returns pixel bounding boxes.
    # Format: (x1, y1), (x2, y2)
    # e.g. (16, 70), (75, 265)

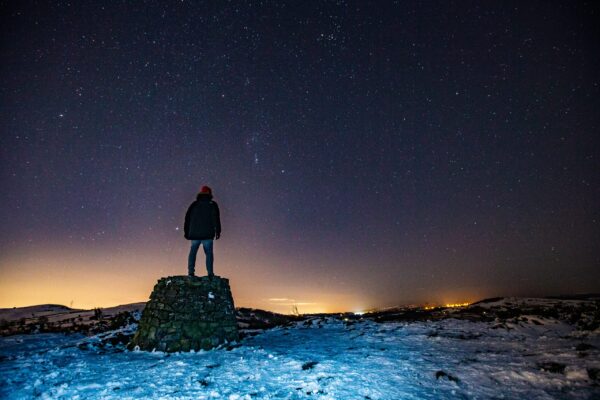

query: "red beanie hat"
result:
(200, 185), (212, 194)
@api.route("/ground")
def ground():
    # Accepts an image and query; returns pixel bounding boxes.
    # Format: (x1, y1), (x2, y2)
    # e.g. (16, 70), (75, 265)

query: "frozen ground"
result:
(1, 316), (599, 399)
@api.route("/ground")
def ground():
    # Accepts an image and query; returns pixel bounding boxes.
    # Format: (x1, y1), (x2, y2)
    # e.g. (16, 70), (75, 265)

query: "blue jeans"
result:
(188, 239), (213, 276)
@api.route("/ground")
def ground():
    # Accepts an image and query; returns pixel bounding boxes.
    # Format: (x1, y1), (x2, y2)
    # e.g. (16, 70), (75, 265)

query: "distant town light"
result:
(444, 302), (470, 308)
(423, 302), (470, 310)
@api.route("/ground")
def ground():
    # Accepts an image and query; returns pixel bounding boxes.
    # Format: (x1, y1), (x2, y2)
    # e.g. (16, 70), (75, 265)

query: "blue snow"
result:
(1, 318), (599, 399)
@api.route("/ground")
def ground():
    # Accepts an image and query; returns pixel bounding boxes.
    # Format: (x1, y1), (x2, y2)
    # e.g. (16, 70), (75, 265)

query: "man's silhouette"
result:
(184, 186), (221, 277)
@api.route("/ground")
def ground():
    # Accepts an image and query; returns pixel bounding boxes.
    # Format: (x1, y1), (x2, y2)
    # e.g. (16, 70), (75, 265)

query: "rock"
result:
(129, 275), (239, 352)
(537, 361), (566, 374)
(302, 361), (319, 370)
(575, 343), (596, 352)
(435, 370), (460, 382)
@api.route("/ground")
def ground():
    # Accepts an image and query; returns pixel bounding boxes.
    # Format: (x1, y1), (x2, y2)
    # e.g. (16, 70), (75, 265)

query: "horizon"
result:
(2, 281), (596, 315)
(1, 2), (599, 312)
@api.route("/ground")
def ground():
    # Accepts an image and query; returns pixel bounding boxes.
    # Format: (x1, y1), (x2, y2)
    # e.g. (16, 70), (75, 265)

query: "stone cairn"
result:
(130, 275), (239, 352)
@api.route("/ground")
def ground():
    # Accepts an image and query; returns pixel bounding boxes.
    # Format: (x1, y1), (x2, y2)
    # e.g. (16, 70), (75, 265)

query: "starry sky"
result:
(1, 1), (599, 313)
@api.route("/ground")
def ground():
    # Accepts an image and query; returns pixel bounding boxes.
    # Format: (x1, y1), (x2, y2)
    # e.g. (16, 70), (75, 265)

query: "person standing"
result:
(184, 186), (221, 277)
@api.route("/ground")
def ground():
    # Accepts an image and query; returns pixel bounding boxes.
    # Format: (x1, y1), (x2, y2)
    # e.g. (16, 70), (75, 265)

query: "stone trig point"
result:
(130, 275), (239, 352)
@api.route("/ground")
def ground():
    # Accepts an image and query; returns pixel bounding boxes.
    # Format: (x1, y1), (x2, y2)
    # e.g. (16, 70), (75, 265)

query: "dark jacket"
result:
(184, 193), (221, 240)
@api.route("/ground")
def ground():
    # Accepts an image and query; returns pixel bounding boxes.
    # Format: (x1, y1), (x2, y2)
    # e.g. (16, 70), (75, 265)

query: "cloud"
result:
(266, 298), (316, 306)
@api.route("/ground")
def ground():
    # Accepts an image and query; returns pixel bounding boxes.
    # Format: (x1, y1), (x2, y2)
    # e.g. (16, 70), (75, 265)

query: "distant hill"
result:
(0, 302), (147, 336)
(0, 303), (146, 323)
(0, 304), (77, 321)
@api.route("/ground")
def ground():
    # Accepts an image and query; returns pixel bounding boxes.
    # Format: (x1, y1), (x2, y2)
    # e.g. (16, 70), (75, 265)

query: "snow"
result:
(471, 296), (597, 309)
(2, 317), (599, 399)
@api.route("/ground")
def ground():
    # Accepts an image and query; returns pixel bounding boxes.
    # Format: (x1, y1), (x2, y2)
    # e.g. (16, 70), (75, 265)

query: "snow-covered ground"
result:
(1, 316), (599, 399)
(0, 303), (146, 334)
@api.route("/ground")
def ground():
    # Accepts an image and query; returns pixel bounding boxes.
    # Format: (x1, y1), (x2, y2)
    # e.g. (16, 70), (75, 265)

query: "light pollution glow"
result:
(0, 242), (478, 314)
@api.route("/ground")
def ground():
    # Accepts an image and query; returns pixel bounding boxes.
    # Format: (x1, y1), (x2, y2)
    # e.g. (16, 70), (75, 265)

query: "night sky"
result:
(1, 1), (599, 313)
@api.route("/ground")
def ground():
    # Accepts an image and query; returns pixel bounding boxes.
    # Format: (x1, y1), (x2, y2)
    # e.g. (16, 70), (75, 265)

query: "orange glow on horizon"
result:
(1, 243), (485, 315)
(0, 245), (373, 314)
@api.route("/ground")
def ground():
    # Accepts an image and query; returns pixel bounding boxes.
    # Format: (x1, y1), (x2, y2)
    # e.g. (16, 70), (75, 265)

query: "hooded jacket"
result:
(184, 193), (221, 240)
